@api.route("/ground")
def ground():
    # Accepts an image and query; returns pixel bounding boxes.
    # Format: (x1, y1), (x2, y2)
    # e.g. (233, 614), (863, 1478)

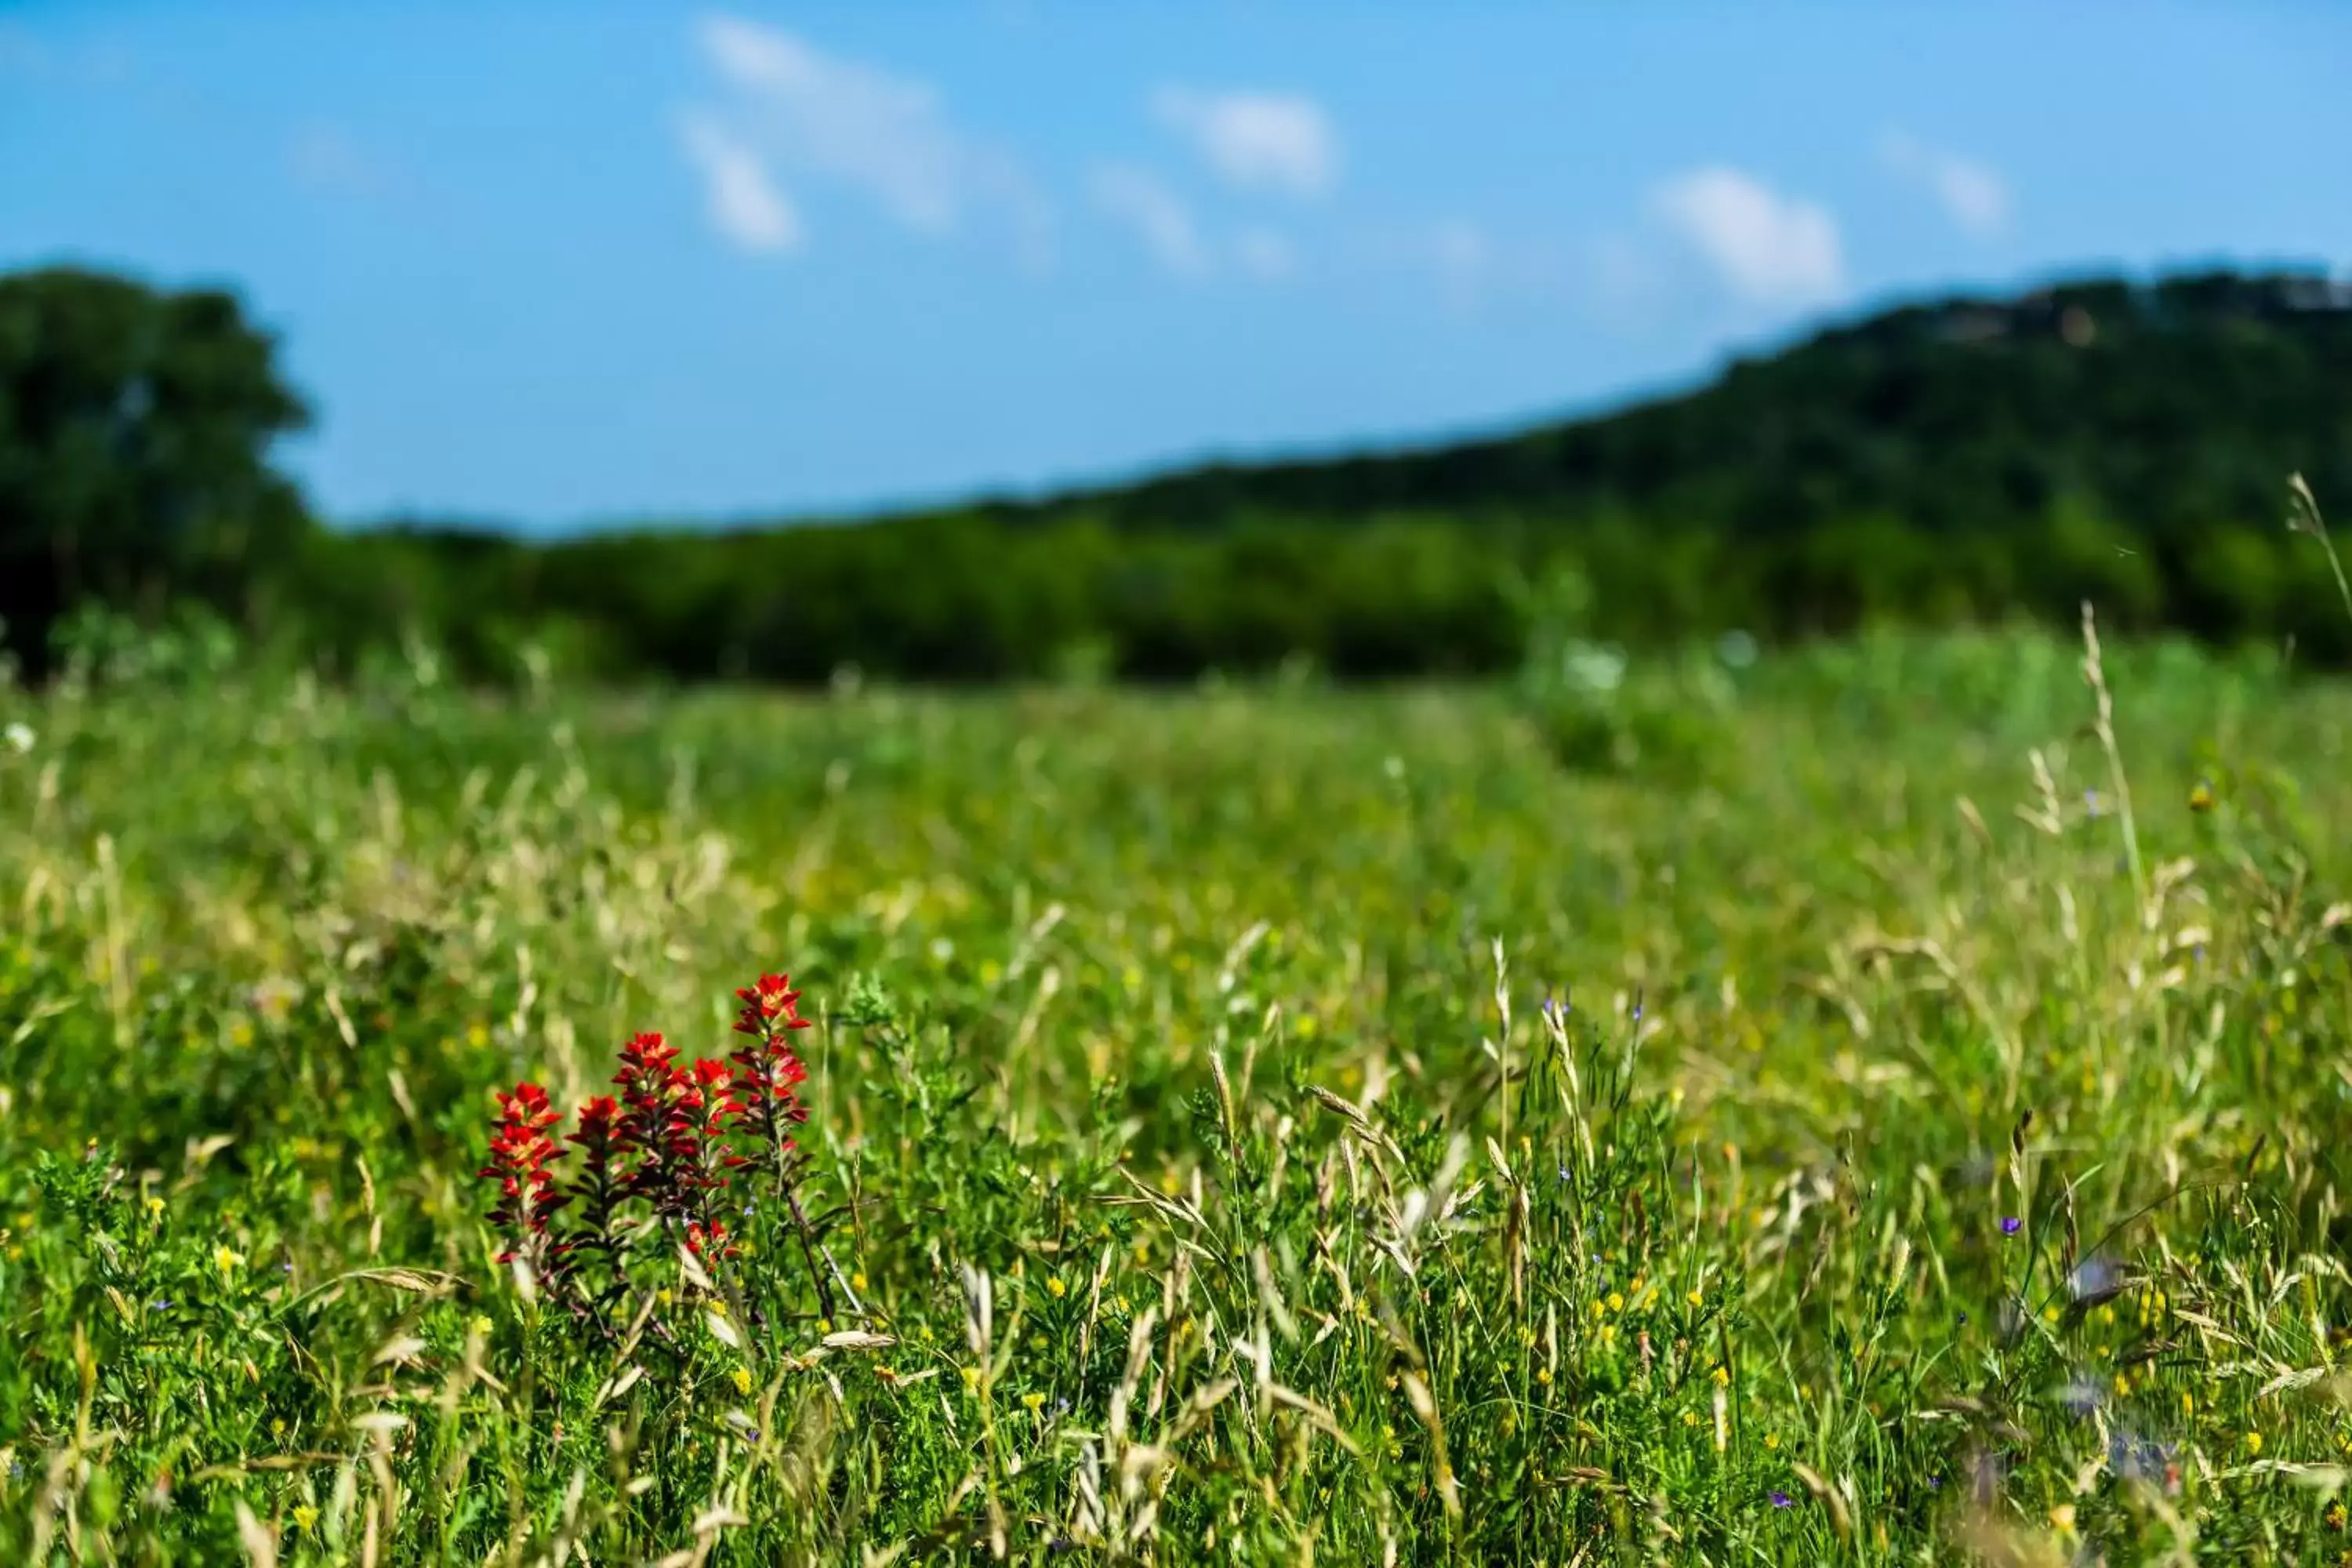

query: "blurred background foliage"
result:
(5, 263), (2350, 689)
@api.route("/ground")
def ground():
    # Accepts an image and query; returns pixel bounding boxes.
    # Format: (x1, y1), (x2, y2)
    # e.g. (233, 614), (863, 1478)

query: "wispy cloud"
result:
(1651, 167), (1844, 305)
(684, 13), (1051, 264)
(1093, 166), (1308, 284)
(1152, 85), (1339, 198)
(1092, 163), (1212, 279)
(678, 111), (802, 253)
(1880, 131), (2010, 238)
(1231, 227), (1299, 281)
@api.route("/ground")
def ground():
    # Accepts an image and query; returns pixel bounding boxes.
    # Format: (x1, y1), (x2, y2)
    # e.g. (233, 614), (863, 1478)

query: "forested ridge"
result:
(5, 263), (2348, 682)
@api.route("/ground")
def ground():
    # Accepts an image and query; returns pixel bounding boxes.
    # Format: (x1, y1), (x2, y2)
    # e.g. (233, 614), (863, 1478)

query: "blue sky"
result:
(4, 2), (2348, 532)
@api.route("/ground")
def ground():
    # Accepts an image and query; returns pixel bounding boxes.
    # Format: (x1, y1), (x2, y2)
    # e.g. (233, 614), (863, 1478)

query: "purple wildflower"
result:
(1769, 1490), (1794, 1508)
(2001, 1217), (2023, 1236)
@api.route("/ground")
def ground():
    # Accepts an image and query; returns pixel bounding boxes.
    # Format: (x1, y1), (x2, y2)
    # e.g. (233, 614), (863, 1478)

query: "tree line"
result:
(5, 263), (2348, 685)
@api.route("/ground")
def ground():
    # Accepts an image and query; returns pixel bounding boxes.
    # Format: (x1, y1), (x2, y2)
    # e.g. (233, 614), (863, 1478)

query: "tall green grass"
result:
(2, 626), (2351, 1563)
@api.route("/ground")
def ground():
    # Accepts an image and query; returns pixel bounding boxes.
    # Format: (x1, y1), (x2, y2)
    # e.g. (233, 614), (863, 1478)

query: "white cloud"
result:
(678, 111), (802, 253)
(1651, 168), (1844, 305)
(1881, 131), (2010, 238)
(1152, 85), (1339, 198)
(1092, 163), (1212, 279)
(687, 13), (1051, 263)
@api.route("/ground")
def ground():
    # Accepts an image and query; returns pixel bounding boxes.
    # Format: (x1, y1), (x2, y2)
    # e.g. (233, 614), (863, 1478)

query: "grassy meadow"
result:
(4, 625), (2352, 1563)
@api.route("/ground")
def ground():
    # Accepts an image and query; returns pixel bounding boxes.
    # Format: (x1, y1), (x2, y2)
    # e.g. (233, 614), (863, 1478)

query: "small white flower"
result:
(2, 723), (31, 753)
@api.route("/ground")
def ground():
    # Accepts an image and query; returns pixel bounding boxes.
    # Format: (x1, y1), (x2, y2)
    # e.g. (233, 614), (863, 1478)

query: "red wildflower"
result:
(479, 1082), (568, 1263)
(612, 1030), (738, 1220)
(475, 978), (830, 1323)
(732, 973), (812, 1037)
(614, 1031), (681, 1097)
(569, 1094), (621, 1152)
(684, 1218), (740, 1260)
(729, 972), (813, 1168)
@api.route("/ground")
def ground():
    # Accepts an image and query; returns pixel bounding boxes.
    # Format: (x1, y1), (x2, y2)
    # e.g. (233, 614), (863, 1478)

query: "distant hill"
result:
(13, 260), (2352, 684)
(989, 268), (2352, 539)
(295, 267), (2352, 683)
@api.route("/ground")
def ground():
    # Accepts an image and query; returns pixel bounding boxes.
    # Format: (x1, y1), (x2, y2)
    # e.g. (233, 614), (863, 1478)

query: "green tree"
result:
(0, 267), (313, 673)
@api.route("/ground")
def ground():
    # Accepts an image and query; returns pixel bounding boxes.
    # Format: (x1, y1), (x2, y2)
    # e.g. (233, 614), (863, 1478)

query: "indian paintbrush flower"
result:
(479, 1082), (567, 1265)
(474, 975), (828, 1330)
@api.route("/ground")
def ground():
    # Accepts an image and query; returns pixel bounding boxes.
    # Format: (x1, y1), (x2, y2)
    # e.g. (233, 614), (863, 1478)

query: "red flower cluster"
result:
(612, 1033), (740, 1218)
(684, 1218), (738, 1260)
(475, 974), (820, 1308)
(730, 974), (813, 1160)
(732, 972), (811, 1038)
(480, 1082), (567, 1263)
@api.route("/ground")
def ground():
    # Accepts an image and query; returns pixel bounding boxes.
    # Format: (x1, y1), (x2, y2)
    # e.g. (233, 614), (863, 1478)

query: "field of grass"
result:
(4, 626), (2352, 1564)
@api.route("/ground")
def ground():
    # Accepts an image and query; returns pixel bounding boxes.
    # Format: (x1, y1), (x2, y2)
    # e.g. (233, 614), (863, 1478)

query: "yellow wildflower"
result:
(292, 1504), (319, 1532)
(731, 1367), (753, 1396)
(1047, 1276), (1067, 1299)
